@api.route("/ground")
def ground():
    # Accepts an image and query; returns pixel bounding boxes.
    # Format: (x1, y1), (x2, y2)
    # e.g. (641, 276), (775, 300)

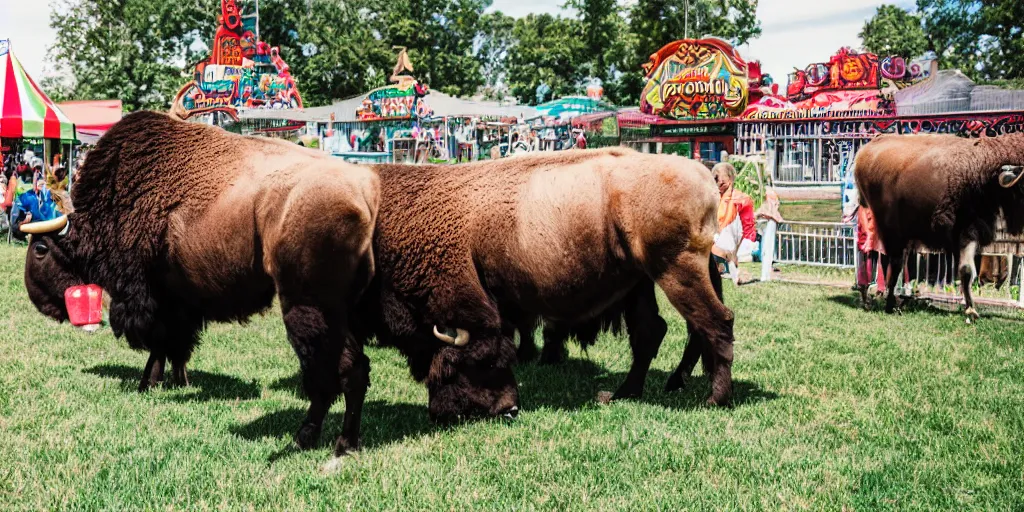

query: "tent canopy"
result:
(0, 40), (75, 140)
(57, 100), (122, 144)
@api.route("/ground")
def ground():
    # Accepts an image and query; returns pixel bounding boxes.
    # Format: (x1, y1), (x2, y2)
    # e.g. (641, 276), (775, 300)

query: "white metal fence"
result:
(759, 220), (1024, 308)
(773, 221), (857, 268)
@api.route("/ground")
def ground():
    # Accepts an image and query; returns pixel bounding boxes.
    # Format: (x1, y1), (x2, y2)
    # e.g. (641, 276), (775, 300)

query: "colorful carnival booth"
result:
(170, 0), (302, 123)
(619, 37), (775, 165)
(1, 39), (76, 241)
(737, 48), (1024, 187)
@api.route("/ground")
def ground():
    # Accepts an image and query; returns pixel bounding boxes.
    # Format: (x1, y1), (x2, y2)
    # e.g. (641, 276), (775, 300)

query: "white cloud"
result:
(739, 0), (917, 86)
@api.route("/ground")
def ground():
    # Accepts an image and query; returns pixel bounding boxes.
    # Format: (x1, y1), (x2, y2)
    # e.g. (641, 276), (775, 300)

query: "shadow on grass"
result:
(516, 358), (778, 411)
(825, 292), (1024, 322)
(247, 357), (778, 460)
(230, 401), (436, 460)
(83, 363), (261, 401)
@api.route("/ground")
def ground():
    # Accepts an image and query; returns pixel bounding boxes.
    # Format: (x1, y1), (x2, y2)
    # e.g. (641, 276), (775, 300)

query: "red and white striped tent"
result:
(0, 40), (75, 140)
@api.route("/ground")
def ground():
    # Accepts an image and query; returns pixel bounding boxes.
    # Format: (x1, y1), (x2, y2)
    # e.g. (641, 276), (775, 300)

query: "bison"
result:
(354, 147), (736, 419)
(21, 111), (380, 457)
(854, 132), (1024, 321)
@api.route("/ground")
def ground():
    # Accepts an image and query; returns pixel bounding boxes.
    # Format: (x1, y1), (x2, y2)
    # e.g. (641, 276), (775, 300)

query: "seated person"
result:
(711, 162), (756, 283)
(17, 176), (59, 226)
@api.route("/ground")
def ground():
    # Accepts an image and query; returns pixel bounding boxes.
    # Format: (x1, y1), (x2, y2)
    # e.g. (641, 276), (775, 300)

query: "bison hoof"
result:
(664, 373), (687, 393)
(965, 307), (979, 324)
(705, 396), (732, 407)
(294, 423), (322, 450)
(333, 436), (360, 457)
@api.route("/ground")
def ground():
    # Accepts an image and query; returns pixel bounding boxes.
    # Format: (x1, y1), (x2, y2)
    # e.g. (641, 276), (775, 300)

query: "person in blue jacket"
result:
(17, 176), (58, 226)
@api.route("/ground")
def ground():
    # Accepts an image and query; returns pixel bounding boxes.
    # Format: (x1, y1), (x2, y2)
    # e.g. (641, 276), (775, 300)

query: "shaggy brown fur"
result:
(356, 147), (736, 415)
(23, 111), (379, 456)
(855, 132), (1024, 317)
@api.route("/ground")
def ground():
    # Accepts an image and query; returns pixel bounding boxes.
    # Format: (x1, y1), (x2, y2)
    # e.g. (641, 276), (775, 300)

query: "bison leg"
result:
(883, 246), (905, 314)
(613, 281), (667, 400)
(166, 315), (202, 388)
(282, 303), (344, 451)
(334, 346), (370, 456)
(959, 241), (980, 323)
(138, 352), (166, 392)
(539, 324), (570, 365)
(656, 251), (735, 406)
(513, 316), (540, 363)
(666, 255), (723, 392)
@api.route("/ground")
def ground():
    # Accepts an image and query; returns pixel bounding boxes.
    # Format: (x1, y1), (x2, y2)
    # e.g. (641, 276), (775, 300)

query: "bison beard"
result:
(854, 132), (1024, 321)
(22, 111), (379, 457)
(356, 147), (735, 411)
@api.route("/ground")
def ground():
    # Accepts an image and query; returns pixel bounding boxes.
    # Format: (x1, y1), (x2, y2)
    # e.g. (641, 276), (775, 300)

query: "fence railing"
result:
(759, 220), (1024, 308)
(773, 221), (856, 268)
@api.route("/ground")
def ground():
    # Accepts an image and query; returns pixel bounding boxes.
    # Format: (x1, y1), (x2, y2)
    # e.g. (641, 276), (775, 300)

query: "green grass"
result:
(779, 200), (843, 223)
(2, 243), (1024, 510)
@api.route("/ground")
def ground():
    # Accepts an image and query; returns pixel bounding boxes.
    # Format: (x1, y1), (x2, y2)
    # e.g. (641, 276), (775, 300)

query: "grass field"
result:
(2, 243), (1024, 511)
(779, 200), (843, 223)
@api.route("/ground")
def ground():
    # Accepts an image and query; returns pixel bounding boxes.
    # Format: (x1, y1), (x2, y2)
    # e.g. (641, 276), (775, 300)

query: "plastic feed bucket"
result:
(65, 284), (103, 328)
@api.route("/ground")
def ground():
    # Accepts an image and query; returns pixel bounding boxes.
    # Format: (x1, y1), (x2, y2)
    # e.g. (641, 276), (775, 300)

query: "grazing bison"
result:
(21, 111), (379, 456)
(855, 132), (1024, 321)
(355, 147), (735, 418)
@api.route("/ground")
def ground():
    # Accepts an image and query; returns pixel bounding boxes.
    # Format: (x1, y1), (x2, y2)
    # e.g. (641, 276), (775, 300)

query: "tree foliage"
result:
(47, 0), (764, 109)
(862, 1), (1024, 82)
(257, 0), (391, 107)
(859, 4), (929, 58)
(47, 0), (218, 111)
(505, 14), (587, 105)
(624, 0), (760, 104)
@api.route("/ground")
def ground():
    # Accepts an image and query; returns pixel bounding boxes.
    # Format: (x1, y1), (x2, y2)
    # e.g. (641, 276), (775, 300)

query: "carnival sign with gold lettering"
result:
(640, 38), (749, 121)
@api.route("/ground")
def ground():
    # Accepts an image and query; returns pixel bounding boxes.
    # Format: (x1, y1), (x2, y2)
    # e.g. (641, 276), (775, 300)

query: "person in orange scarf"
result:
(711, 162), (756, 284)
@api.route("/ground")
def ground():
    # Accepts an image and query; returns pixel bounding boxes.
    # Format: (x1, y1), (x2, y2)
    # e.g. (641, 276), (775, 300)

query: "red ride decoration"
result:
(65, 284), (103, 327)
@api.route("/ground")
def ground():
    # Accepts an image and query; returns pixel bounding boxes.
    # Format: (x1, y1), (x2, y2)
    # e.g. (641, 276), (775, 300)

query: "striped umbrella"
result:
(0, 40), (75, 140)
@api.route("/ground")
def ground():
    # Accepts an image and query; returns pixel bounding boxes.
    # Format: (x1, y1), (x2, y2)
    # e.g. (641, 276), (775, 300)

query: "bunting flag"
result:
(0, 40), (76, 140)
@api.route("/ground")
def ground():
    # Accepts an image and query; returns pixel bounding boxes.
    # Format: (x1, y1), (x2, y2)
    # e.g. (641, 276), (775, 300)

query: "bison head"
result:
(999, 165), (1023, 189)
(425, 327), (519, 424)
(22, 215), (82, 322)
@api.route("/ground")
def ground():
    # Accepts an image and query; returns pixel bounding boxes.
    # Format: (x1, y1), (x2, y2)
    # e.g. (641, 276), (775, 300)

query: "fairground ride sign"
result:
(170, 0), (302, 121)
(640, 38), (750, 121)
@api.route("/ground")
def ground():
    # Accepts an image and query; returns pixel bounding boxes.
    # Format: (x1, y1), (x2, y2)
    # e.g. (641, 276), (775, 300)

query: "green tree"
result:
(564, 0), (618, 80)
(373, 0), (494, 97)
(476, 12), (516, 100)
(258, 0), (391, 107)
(916, 0), (1023, 81)
(859, 4), (929, 58)
(48, 0), (218, 111)
(505, 14), (587, 105)
(626, 0), (761, 102)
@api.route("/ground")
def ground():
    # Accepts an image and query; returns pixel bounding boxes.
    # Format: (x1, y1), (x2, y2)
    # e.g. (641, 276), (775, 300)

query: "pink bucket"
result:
(65, 284), (103, 328)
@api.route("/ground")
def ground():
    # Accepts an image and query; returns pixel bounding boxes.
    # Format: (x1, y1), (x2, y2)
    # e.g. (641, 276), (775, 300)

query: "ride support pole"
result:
(761, 220), (777, 282)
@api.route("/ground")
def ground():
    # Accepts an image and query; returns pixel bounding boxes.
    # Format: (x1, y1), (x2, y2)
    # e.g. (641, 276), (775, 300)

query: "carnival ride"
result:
(170, 0), (302, 121)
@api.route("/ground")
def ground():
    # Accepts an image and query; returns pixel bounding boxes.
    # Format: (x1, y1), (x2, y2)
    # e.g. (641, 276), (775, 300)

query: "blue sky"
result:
(2, 0), (918, 93)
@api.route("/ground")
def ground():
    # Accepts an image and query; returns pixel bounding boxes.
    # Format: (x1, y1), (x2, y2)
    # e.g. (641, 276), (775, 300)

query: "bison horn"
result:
(999, 165), (1023, 188)
(433, 325), (470, 346)
(20, 215), (70, 236)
